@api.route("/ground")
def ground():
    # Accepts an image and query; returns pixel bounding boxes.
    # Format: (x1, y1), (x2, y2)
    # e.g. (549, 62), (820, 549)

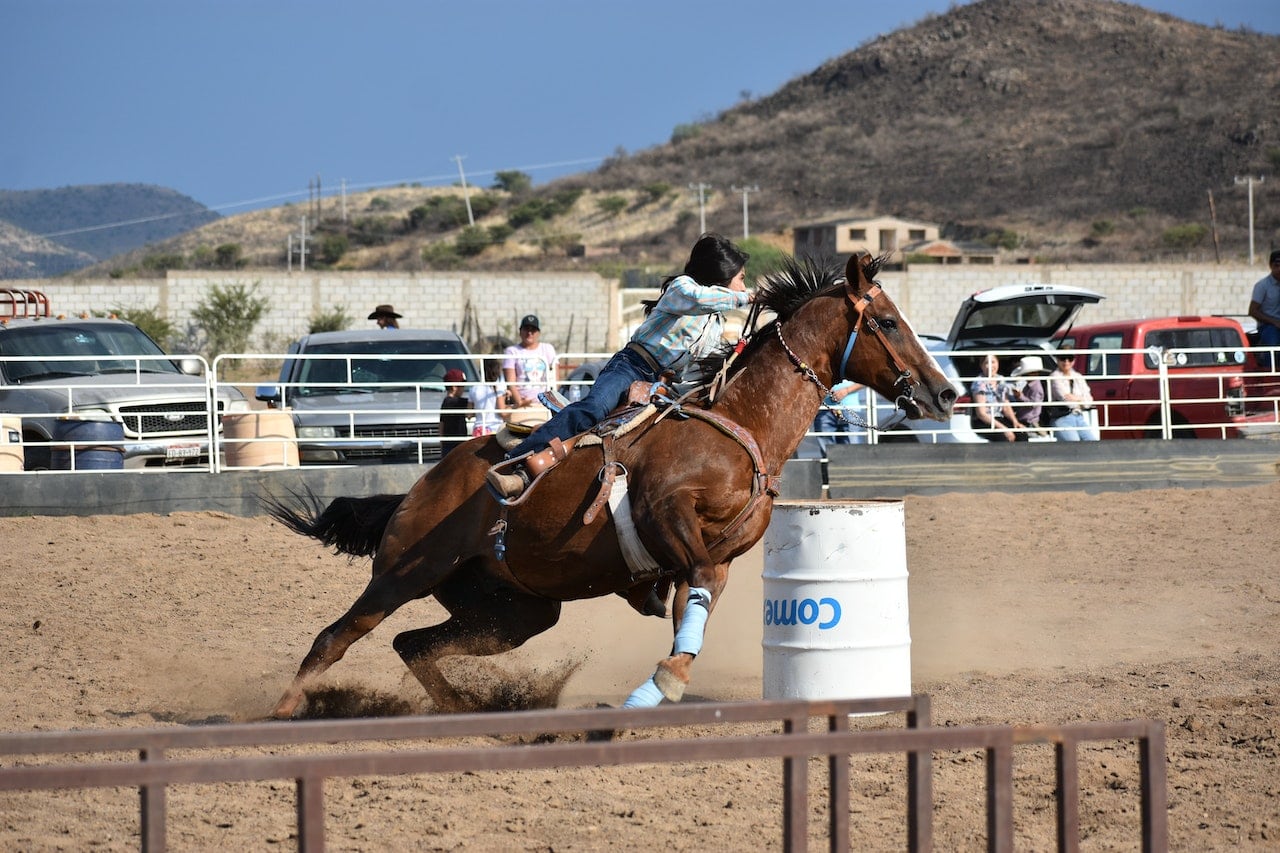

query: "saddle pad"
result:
(607, 475), (662, 579)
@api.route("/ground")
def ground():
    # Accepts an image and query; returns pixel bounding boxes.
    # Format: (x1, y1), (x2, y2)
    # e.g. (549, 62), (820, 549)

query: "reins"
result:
(775, 277), (921, 429)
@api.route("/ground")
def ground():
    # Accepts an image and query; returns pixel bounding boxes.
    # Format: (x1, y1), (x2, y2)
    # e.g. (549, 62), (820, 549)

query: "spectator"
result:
(1045, 350), (1099, 441)
(1009, 355), (1050, 435)
(439, 368), (470, 456)
(487, 233), (752, 499)
(811, 380), (868, 455)
(502, 313), (557, 426)
(470, 358), (509, 437)
(1247, 249), (1280, 371)
(368, 304), (402, 329)
(970, 353), (1024, 441)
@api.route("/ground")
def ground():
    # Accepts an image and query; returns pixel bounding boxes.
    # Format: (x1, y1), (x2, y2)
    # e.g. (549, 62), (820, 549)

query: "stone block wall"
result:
(7, 262), (1266, 359)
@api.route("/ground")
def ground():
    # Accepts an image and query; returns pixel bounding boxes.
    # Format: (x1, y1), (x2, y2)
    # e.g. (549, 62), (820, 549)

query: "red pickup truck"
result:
(1059, 316), (1278, 439)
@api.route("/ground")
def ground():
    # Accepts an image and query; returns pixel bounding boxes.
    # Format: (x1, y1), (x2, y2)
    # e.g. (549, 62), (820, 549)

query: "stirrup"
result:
(485, 466), (529, 499)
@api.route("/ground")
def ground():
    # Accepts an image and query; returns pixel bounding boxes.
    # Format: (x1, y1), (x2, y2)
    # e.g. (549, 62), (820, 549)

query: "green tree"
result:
(487, 223), (514, 245)
(739, 237), (786, 282)
(492, 170), (532, 195)
(316, 234), (349, 265)
(214, 243), (244, 269)
(454, 225), (489, 257)
(190, 282), (269, 359)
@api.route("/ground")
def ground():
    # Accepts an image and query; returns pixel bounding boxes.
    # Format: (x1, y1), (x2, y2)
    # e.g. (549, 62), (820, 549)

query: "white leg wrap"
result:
(672, 586), (711, 656)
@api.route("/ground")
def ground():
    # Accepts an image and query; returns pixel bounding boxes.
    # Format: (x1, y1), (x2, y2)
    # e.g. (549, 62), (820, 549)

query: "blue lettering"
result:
(764, 597), (842, 629)
(819, 597), (841, 629)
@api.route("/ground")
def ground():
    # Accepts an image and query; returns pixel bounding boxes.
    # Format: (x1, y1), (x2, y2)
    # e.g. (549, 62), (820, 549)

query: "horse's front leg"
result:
(623, 564), (728, 706)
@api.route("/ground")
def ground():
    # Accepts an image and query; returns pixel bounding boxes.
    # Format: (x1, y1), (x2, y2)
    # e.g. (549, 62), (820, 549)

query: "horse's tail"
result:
(261, 487), (405, 558)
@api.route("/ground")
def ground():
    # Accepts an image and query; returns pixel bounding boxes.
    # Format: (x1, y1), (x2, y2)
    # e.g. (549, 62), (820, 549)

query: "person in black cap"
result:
(1248, 249), (1280, 371)
(502, 313), (558, 421)
(368, 304), (402, 329)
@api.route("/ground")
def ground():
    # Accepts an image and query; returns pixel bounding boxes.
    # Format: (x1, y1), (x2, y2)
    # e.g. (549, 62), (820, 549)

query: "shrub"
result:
(308, 305), (350, 334)
(641, 182), (672, 204)
(1161, 223), (1207, 251)
(671, 123), (702, 144)
(492, 170), (532, 195)
(487, 223), (514, 245)
(190, 282), (269, 359)
(92, 305), (175, 347)
(421, 241), (462, 269)
(596, 195), (628, 217)
(454, 225), (489, 257)
(142, 252), (185, 271)
(739, 237), (787, 281)
(316, 234), (349, 265)
(1090, 220), (1115, 237)
(214, 243), (244, 269)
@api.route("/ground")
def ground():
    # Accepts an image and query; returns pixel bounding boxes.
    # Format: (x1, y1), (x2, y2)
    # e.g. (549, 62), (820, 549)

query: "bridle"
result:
(775, 276), (921, 426)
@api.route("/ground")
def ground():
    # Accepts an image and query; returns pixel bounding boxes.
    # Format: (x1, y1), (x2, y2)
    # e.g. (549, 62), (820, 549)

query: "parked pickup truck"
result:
(1058, 315), (1278, 439)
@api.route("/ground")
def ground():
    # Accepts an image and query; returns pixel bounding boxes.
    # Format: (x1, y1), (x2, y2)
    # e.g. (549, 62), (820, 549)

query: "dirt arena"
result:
(2, 482), (1277, 850)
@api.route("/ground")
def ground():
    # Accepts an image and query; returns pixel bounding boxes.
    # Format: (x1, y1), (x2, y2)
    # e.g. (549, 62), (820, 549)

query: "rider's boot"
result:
(485, 439), (569, 499)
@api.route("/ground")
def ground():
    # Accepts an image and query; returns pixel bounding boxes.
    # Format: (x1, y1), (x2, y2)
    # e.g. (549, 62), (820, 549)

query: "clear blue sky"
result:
(3, 0), (1277, 220)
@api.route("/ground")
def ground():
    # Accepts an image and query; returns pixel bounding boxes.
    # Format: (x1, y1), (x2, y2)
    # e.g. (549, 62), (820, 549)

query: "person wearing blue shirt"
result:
(486, 233), (752, 499)
(1247, 249), (1280, 371)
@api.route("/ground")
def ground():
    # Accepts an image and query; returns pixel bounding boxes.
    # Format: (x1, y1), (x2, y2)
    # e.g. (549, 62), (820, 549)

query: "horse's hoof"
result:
(653, 665), (687, 702)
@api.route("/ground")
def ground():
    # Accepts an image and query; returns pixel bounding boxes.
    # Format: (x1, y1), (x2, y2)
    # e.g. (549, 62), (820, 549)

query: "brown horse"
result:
(267, 253), (955, 717)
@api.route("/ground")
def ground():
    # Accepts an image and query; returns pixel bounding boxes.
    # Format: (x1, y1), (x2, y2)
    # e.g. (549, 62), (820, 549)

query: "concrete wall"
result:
(7, 262), (1266, 357)
(3, 440), (1273, 518)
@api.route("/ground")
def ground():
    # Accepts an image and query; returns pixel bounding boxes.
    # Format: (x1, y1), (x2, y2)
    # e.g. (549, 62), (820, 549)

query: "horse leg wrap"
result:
(622, 675), (664, 708)
(672, 586), (711, 656)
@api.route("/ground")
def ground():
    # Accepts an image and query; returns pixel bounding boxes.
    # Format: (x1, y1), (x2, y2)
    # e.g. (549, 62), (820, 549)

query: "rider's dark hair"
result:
(643, 233), (749, 315)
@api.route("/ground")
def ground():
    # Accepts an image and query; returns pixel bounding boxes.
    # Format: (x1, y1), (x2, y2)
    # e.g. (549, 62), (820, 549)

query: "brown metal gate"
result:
(0, 694), (1165, 852)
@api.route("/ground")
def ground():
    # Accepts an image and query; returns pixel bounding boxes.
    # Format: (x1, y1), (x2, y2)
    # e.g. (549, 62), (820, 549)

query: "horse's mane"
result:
(686, 252), (885, 383)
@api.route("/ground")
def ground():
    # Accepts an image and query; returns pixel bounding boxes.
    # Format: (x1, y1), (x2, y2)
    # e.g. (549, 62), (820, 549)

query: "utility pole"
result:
(296, 216), (309, 272)
(1234, 175), (1264, 265)
(731, 185), (759, 239)
(340, 178), (348, 223)
(688, 183), (712, 234)
(453, 155), (475, 226)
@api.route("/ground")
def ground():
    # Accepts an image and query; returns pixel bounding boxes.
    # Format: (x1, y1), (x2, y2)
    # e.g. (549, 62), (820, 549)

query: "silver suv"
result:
(255, 329), (478, 465)
(0, 290), (248, 470)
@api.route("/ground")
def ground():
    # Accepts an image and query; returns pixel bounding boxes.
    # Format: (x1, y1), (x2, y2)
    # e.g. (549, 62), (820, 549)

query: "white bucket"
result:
(0, 416), (22, 473)
(222, 411), (300, 468)
(762, 500), (910, 701)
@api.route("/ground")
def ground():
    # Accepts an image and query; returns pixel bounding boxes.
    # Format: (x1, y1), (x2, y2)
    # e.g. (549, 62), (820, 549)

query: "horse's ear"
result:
(844, 252), (872, 294)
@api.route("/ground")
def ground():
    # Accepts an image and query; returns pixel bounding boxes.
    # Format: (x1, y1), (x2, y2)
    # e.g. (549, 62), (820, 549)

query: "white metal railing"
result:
(5, 345), (1278, 473)
(0, 353), (231, 472)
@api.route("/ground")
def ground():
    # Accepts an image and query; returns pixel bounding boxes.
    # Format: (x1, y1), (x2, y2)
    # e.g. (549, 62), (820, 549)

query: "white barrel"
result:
(0, 416), (22, 472)
(222, 411), (300, 468)
(762, 500), (910, 701)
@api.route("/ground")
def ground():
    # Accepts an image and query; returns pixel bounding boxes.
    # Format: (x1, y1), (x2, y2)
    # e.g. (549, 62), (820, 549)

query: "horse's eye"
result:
(878, 317), (898, 331)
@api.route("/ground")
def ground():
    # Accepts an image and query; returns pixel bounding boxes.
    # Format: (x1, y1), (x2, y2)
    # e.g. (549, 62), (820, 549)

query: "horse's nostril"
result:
(940, 387), (957, 405)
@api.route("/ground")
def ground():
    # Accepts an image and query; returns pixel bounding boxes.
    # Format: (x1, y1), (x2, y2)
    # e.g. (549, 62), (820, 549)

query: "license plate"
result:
(165, 443), (201, 460)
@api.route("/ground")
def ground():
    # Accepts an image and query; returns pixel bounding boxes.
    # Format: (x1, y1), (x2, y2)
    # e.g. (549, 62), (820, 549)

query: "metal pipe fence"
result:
(0, 694), (1166, 852)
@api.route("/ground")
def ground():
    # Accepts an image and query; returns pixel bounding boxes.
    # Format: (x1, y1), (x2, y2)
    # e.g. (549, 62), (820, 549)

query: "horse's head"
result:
(837, 253), (955, 422)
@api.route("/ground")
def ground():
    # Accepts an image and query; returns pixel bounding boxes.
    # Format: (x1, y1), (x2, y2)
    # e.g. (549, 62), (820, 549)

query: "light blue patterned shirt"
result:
(628, 276), (751, 373)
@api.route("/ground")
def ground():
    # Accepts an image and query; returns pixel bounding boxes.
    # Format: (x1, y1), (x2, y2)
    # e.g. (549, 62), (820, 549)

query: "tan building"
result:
(793, 214), (940, 260)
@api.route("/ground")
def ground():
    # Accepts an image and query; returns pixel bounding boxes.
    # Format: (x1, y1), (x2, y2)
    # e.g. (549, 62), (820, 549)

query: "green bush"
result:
(596, 195), (628, 217)
(1161, 223), (1207, 251)
(739, 237), (787, 282)
(214, 243), (244, 269)
(454, 225), (489, 257)
(1090, 220), (1115, 237)
(421, 241), (463, 269)
(492, 170), (532, 195)
(92, 305), (175, 347)
(641, 182), (672, 204)
(317, 234), (349, 265)
(671, 123), (702, 144)
(487, 223), (514, 245)
(190, 282), (269, 359)
(141, 252), (185, 271)
(308, 305), (350, 333)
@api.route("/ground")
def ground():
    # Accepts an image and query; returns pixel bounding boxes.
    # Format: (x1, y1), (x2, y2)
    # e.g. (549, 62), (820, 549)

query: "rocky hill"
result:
(14, 0), (1279, 279)
(0, 184), (217, 278)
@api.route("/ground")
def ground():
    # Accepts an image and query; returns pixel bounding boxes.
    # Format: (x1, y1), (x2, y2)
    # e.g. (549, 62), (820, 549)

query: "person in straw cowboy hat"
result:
(368, 304), (402, 329)
(1009, 354), (1051, 436)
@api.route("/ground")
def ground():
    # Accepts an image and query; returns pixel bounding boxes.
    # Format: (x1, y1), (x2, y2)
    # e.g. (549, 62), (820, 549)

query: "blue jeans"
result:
(510, 346), (659, 458)
(1052, 411), (1099, 441)
(1258, 323), (1280, 371)
(812, 408), (866, 455)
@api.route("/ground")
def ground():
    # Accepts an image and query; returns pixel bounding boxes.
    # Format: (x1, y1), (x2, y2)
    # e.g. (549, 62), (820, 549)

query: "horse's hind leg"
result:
(392, 572), (561, 713)
(271, 573), (417, 719)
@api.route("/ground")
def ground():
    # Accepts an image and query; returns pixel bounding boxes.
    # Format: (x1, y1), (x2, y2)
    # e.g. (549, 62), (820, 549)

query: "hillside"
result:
(27, 0), (1280, 279)
(0, 184), (217, 278)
